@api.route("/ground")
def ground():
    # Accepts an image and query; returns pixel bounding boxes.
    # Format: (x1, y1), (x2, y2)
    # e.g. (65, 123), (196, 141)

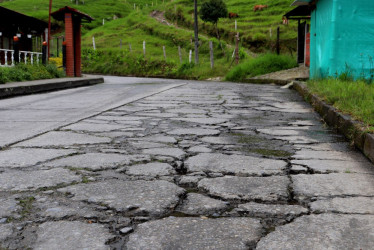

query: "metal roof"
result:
(291, 0), (313, 6)
(0, 6), (47, 34)
(51, 6), (94, 22)
(284, 5), (312, 19)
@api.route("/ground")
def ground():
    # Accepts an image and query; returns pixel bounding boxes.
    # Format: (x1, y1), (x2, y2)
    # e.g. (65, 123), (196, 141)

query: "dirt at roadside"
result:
(150, 10), (172, 26)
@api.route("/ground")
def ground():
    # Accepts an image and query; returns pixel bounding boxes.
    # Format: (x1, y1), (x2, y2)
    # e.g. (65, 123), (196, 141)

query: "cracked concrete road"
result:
(1, 76), (374, 249)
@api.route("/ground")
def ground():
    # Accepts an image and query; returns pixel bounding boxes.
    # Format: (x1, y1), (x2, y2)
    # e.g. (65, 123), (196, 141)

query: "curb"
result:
(243, 78), (374, 164)
(292, 81), (374, 163)
(0, 77), (104, 99)
(243, 78), (290, 85)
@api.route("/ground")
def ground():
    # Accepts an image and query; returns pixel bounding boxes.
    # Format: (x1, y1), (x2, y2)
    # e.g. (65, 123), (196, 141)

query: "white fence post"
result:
(92, 36), (96, 50)
(189, 50), (192, 63)
(163, 46), (166, 60)
(143, 41), (146, 57)
(178, 46), (182, 64)
(209, 41), (214, 69)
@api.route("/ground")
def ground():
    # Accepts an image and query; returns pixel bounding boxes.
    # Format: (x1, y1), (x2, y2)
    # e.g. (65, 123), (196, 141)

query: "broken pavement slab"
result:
(0, 148), (75, 169)
(167, 128), (220, 136)
(292, 173), (374, 201)
(171, 117), (228, 125)
(293, 149), (369, 162)
(185, 153), (287, 176)
(126, 217), (263, 249)
(36, 202), (101, 220)
(142, 148), (186, 159)
(256, 214), (374, 249)
(58, 179), (185, 217)
(175, 193), (229, 216)
(0, 168), (81, 191)
(16, 131), (111, 147)
(198, 176), (290, 202)
(291, 159), (374, 174)
(135, 135), (177, 144)
(62, 122), (128, 132)
(0, 224), (13, 242)
(125, 162), (176, 177)
(310, 197), (374, 214)
(33, 221), (112, 250)
(0, 196), (21, 218)
(233, 202), (308, 219)
(44, 153), (150, 171)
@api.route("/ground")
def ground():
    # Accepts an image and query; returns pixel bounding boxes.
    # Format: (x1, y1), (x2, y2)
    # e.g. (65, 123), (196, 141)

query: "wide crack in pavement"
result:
(1, 81), (374, 249)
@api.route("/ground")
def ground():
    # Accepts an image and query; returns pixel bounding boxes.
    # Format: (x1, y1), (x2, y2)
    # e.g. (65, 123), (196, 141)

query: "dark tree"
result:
(200, 0), (228, 27)
(200, 0), (228, 52)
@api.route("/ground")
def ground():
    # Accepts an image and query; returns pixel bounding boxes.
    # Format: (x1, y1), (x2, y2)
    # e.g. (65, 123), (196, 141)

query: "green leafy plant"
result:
(0, 64), (65, 84)
(307, 78), (374, 131)
(225, 53), (297, 81)
(200, 0), (228, 51)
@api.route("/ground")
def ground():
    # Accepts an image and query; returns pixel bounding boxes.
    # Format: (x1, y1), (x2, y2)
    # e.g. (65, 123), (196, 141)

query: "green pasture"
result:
(1, 0), (299, 78)
(307, 79), (374, 131)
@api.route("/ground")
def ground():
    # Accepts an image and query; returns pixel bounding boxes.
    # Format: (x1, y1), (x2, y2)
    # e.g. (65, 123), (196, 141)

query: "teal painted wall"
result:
(310, 0), (374, 79)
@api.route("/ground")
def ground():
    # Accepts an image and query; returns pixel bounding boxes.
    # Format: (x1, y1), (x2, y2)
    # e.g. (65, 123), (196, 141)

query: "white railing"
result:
(0, 49), (14, 66)
(0, 49), (43, 67)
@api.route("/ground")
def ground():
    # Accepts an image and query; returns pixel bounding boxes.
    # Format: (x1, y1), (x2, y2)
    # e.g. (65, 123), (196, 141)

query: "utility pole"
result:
(193, 0), (199, 64)
(235, 32), (240, 64)
(48, 0), (52, 59)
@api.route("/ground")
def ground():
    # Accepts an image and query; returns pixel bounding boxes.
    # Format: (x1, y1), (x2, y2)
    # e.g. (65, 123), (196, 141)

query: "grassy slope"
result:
(1, 0), (298, 79)
(165, 0), (297, 53)
(0, 0), (131, 30)
(307, 79), (374, 131)
(1, 0), (297, 52)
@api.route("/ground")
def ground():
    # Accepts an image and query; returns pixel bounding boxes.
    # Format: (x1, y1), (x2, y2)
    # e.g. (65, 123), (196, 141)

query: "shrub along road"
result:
(0, 76), (373, 249)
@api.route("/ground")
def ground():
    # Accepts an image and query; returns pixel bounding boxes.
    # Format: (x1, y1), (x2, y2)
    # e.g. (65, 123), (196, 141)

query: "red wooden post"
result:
(305, 32), (310, 67)
(48, 0), (53, 59)
(13, 36), (19, 64)
(64, 13), (75, 77)
(73, 21), (82, 77)
(51, 6), (93, 77)
(62, 41), (67, 70)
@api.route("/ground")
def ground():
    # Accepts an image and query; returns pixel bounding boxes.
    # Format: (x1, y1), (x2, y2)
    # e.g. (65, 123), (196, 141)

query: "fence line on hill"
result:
(90, 36), (221, 67)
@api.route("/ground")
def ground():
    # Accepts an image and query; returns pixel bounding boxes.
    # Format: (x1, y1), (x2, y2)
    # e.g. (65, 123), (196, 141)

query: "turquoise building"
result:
(292, 0), (374, 80)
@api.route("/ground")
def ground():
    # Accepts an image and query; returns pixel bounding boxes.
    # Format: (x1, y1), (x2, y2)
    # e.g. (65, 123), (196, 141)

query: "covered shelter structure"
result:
(291, 0), (374, 79)
(51, 6), (93, 77)
(284, 5), (312, 65)
(0, 6), (47, 65)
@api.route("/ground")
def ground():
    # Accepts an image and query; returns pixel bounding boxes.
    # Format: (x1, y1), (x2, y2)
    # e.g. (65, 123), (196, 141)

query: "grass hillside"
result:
(0, 0), (131, 31)
(0, 0), (297, 52)
(166, 0), (297, 53)
(1, 0), (298, 79)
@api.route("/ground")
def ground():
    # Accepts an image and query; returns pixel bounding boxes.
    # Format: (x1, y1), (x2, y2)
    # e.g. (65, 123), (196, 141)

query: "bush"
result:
(82, 48), (177, 77)
(177, 62), (195, 76)
(0, 69), (10, 84)
(46, 64), (65, 78)
(225, 53), (298, 82)
(0, 63), (65, 84)
(307, 78), (374, 130)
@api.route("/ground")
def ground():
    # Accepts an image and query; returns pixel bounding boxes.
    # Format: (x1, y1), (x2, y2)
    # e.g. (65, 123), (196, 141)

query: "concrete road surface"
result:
(1, 76), (374, 249)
